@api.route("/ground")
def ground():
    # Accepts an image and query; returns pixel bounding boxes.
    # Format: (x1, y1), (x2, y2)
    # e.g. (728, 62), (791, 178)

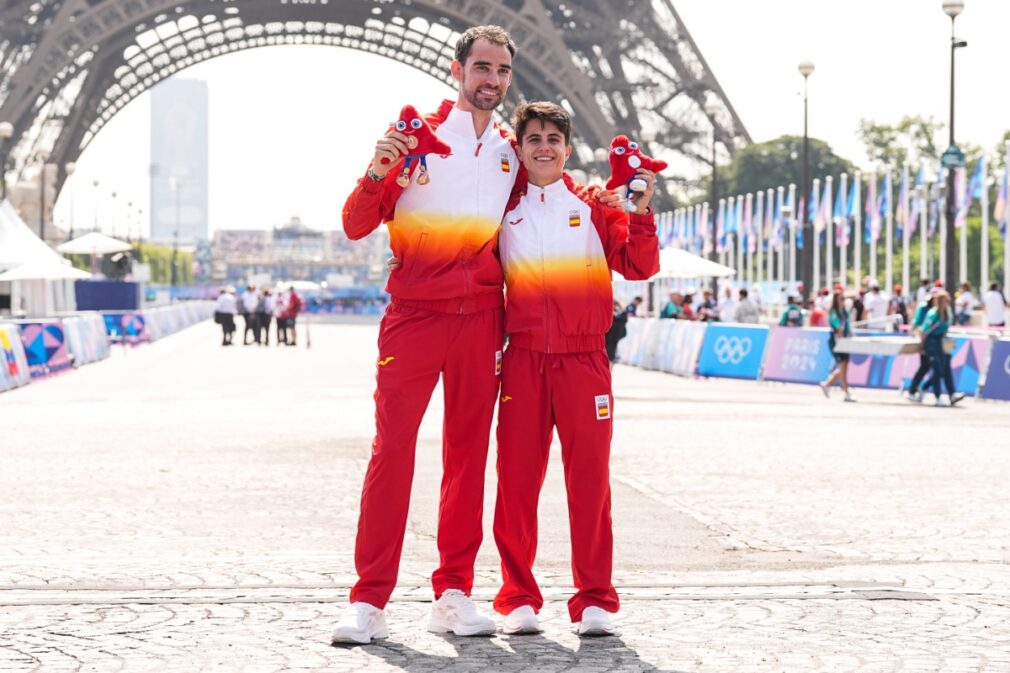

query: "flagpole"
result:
(901, 164), (910, 297)
(777, 186), (785, 299)
(920, 164), (929, 283)
(788, 184), (797, 290)
(940, 168), (948, 284)
(853, 171), (862, 287)
(768, 188), (776, 299)
(812, 178), (820, 296)
(885, 168), (894, 294)
(981, 156), (989, 292)
(825, 176), (834, 292)
(756, 190), (764, 292)
(869, 170), (877, 284)
(958, 168), (968, 284)
(839, 173), (848, 288)
(744, 193), (752, 287)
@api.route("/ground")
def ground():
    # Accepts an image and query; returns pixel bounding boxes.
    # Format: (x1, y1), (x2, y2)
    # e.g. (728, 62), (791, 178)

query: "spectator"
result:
(983, 282), (1008, 328)
(213, 287), (237, 346)
(808, 298), (828, 327)
(778, 295), (803, 327)
(680, 294), (696, 320)
(282, 288), (304, 346)
(852, 290), (866, 324)
(626, 296), (643, 317)
(241, 284), (261, 345)
(605, 300), (629, 365)
(864, 281), (890, 330)
(889, 284), (908, 326)
(273, 287), (288, 345)
(719, 286), (738, 323)
(819, 290), (854, 402)
(659, 292), (683, 319)
(735, 288), (759, 324)
(915, 277), (931, 303)
(698, 290), (719, 322)
(954, 282), (975, 326)
(260, 289), (274, 346)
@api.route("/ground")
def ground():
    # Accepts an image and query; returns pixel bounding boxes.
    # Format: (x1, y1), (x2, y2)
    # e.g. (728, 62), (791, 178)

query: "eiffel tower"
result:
(0, 0), (749, 207)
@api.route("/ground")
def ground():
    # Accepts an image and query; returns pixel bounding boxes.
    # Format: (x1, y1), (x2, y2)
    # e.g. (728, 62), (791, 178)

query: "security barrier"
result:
(0, 323), (31, 391)
(62, 314), (111, 367)
(980, 339), (1010, 401)
(696, 324), (769, 380)
(102, 302), (214, 344)
(761, 327), (835, 385)
(618, 319), (707, 377)
(15, 319), (73, 378)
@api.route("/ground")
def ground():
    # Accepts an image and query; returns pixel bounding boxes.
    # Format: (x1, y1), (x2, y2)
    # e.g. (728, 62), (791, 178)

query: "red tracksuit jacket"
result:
(499, 174), (660, 352)
(342, 99), (522, 312)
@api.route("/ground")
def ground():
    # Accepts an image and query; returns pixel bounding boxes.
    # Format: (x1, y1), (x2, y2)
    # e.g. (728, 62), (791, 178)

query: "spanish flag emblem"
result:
(500, 154), (511, 172)
(569, 210), (581, 227)
(595, 394), (611, 420)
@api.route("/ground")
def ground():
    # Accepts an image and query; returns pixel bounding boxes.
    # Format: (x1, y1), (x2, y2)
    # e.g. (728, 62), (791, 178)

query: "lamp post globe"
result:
(0, 122), (12, 140)
(798, 60), (815, 78)
(942, 0), (964, 18)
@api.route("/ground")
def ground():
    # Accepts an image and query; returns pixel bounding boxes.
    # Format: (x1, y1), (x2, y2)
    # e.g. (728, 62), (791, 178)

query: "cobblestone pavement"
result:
(1, 320), (1008, 671)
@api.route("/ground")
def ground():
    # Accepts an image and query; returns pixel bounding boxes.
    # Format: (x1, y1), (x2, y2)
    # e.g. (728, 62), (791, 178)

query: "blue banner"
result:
(697, 324), (769, 380)
(762, 327), (835, 384)
(981, 339), (1010, 401)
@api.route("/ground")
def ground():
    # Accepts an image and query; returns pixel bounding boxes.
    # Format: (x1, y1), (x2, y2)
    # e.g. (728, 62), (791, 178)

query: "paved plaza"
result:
(1, 318), (1008, 672)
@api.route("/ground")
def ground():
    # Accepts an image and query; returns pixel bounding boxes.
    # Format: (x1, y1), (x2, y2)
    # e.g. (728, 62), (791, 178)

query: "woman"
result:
(921, 291), (965, 407)
(819, 290), (854, 402)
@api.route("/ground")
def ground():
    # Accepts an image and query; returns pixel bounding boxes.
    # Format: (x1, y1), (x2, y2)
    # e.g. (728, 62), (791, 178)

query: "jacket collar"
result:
(437, 99), (498, 143)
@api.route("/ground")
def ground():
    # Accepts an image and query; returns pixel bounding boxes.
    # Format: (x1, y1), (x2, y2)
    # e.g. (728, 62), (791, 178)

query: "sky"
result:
(51, 0), (1010, 239)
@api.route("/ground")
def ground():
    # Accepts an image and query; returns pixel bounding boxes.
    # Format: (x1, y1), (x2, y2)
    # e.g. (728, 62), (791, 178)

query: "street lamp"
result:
(64, 162), (76, 240)
(169, 176), (182, 287)
(704, 100), (721, 293)
(942, 0), (967, 292)
(92, 179), (100, 232)
(36, 149), (50, 242)
(0, 121), (13, 201)
(110, 190), (117, 239)
(798, 59), (815, 300)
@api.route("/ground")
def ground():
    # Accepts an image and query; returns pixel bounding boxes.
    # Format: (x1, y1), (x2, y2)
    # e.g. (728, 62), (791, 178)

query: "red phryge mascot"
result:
(605, 135), (667, 210)
(382, 105), (453, 188)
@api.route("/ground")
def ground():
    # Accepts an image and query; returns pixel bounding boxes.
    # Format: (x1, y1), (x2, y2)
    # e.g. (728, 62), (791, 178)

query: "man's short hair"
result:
(512, 101), (572, 144)
(455, 25), (517, 65)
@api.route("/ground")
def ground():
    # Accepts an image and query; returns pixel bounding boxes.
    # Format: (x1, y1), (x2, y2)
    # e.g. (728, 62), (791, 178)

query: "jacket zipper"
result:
(538, 186), (551, 353)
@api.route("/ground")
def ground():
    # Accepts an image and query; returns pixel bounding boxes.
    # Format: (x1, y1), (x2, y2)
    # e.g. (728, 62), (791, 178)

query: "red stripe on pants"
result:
(350, 303), (503, 608)
(493, 346), (619, 622)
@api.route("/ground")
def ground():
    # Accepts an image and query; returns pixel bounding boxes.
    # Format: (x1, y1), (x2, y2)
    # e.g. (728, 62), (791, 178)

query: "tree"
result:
(690, 135), (856, 204)
(857, 115), (944, 168)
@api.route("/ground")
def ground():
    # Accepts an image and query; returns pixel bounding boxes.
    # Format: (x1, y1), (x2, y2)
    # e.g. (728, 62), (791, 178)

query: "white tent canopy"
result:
(655, 247), (737, 279)
(0, 259), (91, 282)
(0, 199), (66, 271)
(57, 231), (132, 255)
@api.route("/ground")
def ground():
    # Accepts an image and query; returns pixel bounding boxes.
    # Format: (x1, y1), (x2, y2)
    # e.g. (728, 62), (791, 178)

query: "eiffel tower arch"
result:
(0, 0), (749, 205)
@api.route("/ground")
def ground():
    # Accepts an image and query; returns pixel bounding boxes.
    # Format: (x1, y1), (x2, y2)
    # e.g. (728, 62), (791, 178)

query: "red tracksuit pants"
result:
(350, 302), (503, 608)
(492, 346), (620, 622)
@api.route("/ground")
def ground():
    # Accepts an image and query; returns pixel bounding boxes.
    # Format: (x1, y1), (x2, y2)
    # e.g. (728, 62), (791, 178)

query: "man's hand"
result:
(372, 130), (410, 177)
(629, 169), (656, 215)
(386, 256), (400, 272)
(597, 188), (624, 209)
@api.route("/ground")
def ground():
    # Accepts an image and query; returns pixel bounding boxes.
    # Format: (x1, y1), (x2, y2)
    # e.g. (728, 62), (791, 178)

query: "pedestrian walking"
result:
(905, 291), (936, 403)
(213, 287), (237, 346)
(921, 291), (965, 407)
(819, 290), (854, 402)
(241, 285), (260, 345)
(260, 289), (274, 346)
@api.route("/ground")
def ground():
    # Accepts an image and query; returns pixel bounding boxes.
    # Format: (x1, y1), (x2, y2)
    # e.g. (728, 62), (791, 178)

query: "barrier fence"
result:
(618, 318), (1007, 400)
(0, 301), (214, 393)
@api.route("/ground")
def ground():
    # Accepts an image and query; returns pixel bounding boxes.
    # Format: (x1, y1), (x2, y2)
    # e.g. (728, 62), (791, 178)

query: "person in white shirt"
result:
(735, 288), (760, 323)
(983, 282), (1008, 328)
(240, 285), (261, 344)
(954, 282), (975, 326)
(915, 278), (931, 303)
(719, 286), (738, 323)
(213, 288), (237, 346)
(272, 287), (288, 345)
(864, 282), (891, 330)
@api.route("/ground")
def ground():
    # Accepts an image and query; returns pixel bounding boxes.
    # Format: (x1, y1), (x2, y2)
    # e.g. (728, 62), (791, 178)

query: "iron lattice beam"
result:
(0, 0), (749, 206)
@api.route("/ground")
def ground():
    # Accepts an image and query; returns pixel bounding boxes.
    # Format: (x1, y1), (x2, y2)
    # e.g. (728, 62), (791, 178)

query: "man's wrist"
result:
(366, 166), (385, 182)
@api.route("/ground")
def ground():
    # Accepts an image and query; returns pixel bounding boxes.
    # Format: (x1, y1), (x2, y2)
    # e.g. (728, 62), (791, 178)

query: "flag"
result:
(955, 166), (967, 228)
(716, 199), (726, 252)
(909, 165), (924, 237)
(996, 167), (1009, 237)
(749, 194), (761, 254)
(865, 176), (879, 243)
(772, 191), (783, 251)
(929, 168), (943, 238)
(895, 167), (908, 237)
(796, 194), (805, 250)
(819, 179), (831, 241)
(833, 178), (846, 247)
(734, 195), (744, 237)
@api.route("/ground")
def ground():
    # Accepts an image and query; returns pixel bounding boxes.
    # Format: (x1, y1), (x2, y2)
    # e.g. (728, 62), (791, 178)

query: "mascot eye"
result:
(395, 120), (407, 131)
(628, 142), (639, 150)
(613, 146), (626, 155)
(410, 118), (423, 129)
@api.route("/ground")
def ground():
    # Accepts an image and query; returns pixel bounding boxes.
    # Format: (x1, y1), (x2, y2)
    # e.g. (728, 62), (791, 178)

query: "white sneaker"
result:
(427, 589), (496, 636)
(330, 602), (388, 644)
(935, 397), (948, 407)
(502, 605), (541, 635)
(818, 382), (830, 398)
(843, 393), (856, 403)
(576, 606), (616, 636)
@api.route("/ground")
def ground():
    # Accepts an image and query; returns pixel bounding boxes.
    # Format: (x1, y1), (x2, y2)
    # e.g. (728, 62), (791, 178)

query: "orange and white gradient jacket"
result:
(500, 174), (660, 353)
(342, 100), (521, 313)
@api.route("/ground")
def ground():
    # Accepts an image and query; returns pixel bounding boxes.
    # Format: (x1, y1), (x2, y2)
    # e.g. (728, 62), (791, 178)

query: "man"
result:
(626, 296), (643, 317)
(719, 286), (738, 323)
(864, 281), (890, 330)
(983, 282), (1008, 328)
(240, 284), (260, 345)
(698, 289), (719, 321)
(332, 26), (520, 644)
(954, 282), (975, 326)
(778, 295), (803, 327)
(659, 291), (683, 319)
(915, 277), (931, 303)
(281, 288), (303, 346)
(493, 101), (659, 637)
(734, 288), (760, 324)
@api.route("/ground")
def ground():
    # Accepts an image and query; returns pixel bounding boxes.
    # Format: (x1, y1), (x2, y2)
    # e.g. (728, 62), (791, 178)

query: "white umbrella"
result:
(0, 259), (91, 281)
(283, 280), (321, 291)
(654, 247), (737, 279)
(57, 231), (132, 255)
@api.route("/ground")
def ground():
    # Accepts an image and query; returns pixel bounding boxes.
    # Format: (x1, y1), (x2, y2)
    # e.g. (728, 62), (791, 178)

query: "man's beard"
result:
(462, 80), (503, 111)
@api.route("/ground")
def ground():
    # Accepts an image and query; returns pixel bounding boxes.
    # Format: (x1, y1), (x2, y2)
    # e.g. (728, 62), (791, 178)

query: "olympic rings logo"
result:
(713, 335), (753, 365)
(1003, 354), (1010, 377)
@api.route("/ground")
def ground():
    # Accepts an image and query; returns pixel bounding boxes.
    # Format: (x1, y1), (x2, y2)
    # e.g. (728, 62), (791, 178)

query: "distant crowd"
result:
(212, 285), (304, 346)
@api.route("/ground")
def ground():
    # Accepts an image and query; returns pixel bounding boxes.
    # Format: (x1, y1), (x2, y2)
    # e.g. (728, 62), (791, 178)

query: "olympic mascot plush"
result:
(382, 105), (453, 187)
(605, 135), (668, 210)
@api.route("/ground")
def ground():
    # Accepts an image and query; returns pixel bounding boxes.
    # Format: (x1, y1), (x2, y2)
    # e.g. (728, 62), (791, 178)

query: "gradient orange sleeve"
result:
(590, 198), (660, 281)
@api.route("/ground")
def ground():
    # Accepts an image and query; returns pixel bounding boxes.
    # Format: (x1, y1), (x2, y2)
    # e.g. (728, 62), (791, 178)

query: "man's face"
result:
(452, 39), (513, 111)
(518, 119), (570, 185)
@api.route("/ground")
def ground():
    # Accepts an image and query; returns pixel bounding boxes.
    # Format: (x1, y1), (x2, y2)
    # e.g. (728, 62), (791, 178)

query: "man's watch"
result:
(366, 167), (384, 183)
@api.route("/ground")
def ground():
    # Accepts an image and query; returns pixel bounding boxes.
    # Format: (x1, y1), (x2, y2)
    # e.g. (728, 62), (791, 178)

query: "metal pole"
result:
(812, 177), (820, 296)
(839, 173), (848, 287)
(853, 171), (862, 285)
(801, 76), (812, 300)
(920, 165), (929, 282)
(825, 175), (834, 292)
(981, 156), (989, 291)
(944, 15), (959, 292)
(885, 168), (894, 294)
(940, 171), (948, 284)
(756, 189), (764, 291)
(788, 183), (797, 289)
(709, 128), (719, 295)
(869, 170), (878, 283)
(901, 164), (911, 296)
